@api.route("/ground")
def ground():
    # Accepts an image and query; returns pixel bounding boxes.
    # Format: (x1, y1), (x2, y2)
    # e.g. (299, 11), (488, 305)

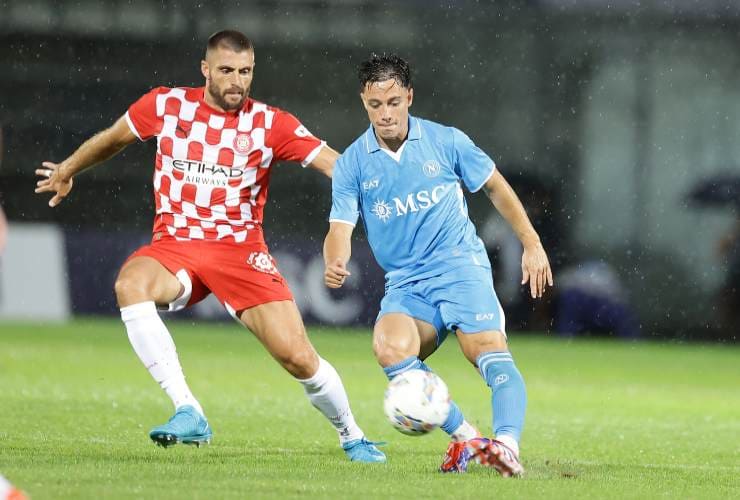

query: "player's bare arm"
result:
(307, 145), (339, 178)
(483, 169), (553, 298)
(35, 115), (137, 207)
(323, 221), (354, 288)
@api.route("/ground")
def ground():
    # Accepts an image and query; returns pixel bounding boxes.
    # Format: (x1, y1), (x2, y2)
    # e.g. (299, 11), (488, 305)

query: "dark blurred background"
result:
(2, 0), (739, 340)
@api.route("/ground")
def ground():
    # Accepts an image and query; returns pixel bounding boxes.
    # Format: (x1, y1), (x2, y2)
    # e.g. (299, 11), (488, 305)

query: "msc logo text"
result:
(393, 183), (451, 215)
(372, 183), (452, 222)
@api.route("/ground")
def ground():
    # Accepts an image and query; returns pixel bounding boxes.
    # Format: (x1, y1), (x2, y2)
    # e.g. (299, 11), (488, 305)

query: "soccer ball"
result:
(383, 369), (450, 436)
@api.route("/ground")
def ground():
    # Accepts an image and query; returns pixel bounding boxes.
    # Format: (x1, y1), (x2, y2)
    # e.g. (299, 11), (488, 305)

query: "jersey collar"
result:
(364, 115), (422, 154)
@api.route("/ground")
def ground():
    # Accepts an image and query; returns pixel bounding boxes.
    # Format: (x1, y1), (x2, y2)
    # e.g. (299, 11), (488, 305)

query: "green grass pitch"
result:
(1, 319), (738, 499)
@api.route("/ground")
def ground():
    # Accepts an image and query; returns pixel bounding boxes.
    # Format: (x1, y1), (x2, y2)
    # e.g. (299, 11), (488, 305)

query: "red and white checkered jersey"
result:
(125, 86), (325, 242)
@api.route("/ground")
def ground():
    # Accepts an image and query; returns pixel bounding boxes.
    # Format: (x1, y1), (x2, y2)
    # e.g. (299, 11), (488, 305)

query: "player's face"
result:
(201, 48), (255, 112)
(361, 79), (414, 143)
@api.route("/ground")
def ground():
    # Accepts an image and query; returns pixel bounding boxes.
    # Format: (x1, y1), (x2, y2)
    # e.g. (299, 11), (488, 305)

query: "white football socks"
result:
(496, 434), (520, 457)
(451, 420), (480, 442)
(297, 357), (364, 445)
(120, 301), (204, 416)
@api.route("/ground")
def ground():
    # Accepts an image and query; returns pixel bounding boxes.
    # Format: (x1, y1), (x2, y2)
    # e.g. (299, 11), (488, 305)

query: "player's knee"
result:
(279, 348), (319, 379)
(114, 271), (153, 307)
(373, 337), (416, 367)
(459, 331), (508, 364)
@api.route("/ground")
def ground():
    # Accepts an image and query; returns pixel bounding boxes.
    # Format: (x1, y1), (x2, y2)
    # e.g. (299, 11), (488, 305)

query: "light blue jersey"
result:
(330, 115), (495, 290)
(333, 115), (525, 450)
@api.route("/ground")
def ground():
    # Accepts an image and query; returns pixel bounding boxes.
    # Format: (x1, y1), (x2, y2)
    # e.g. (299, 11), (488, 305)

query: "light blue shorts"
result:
(377, 266), (506, 346)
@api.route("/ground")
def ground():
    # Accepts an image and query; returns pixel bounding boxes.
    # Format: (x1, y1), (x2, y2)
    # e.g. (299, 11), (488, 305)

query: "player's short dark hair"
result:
(206, 30), (254, 54)
(358, 53), (412, 91)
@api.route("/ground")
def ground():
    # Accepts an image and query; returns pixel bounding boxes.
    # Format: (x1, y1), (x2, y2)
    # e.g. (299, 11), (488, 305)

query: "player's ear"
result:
(407, 87), (414, 108)
(200, 59), (209, 81)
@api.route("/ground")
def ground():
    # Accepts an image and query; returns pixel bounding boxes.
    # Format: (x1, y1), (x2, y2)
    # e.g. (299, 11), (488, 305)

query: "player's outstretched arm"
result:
(35, 115), (137, 207)
(307, 145), (340, 178)
(323, 221), (354, 288)
(484, 169), (554, 298)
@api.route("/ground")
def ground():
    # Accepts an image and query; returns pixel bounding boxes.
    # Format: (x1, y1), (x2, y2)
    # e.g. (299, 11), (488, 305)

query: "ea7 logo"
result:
(476, 313), (495, 321)
(363, 179), (379, 191)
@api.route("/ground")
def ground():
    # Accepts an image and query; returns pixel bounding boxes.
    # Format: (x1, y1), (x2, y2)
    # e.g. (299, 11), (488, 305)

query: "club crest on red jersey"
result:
(233, 133), (253, 155)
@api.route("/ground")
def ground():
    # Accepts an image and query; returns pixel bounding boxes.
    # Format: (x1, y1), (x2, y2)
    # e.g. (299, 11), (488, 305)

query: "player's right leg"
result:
(373, 298), (479, 472)
(115, 251), (210, 447)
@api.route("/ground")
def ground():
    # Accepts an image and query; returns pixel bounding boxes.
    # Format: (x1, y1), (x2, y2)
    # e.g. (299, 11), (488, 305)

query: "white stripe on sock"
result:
(479, 357), (514, 377)
(386, 359), (422, 378)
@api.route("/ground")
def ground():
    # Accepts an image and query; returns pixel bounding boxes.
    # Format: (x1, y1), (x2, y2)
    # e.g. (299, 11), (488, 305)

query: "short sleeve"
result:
(268, 110), (325, 166)
(451, 127), (496, 192)
(126, 87), (166, 141)
(329, 154), (360, 227)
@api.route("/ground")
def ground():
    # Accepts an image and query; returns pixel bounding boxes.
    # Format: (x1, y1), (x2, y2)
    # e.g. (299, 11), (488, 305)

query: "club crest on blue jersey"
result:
(329, 115), (495, 287)
(422, 160), (441, 178)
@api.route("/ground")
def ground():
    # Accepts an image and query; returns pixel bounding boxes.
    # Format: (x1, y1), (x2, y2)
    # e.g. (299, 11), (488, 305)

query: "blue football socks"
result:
(476, 351), (527, 443)
(383, 356), (464, 435)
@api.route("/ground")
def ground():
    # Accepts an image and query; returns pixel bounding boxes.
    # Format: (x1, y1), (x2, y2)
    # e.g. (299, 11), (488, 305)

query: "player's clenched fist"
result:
(325, 258), (351, 289)
(35, 161), (73, 207)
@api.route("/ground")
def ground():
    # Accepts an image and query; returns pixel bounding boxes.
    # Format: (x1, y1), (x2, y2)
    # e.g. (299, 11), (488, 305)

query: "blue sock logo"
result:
(477, 351), (527, 442)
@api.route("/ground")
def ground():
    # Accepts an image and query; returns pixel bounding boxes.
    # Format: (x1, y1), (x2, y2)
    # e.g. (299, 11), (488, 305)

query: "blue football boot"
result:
(149, 405), (212, 448)
(342, 438), (386, 463)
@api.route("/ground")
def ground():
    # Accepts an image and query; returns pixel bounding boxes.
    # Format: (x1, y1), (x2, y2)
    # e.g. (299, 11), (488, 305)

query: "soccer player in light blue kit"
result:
(323, 55), (553, 476)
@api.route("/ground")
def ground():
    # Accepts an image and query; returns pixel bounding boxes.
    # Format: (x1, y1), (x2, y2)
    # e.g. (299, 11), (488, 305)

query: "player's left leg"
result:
(432, 266), (526, 476)
(202, 241), (382, 462)
(238, 300), (385, 463)
(456, 329), (525, 477)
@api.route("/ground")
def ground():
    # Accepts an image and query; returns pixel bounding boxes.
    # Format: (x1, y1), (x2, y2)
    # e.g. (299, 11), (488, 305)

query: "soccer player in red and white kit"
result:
(34, 30), (385, 462)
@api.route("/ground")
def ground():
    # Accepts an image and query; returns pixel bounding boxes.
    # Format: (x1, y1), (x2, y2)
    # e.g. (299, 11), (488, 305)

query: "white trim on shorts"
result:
(159, 269), (193, 312)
